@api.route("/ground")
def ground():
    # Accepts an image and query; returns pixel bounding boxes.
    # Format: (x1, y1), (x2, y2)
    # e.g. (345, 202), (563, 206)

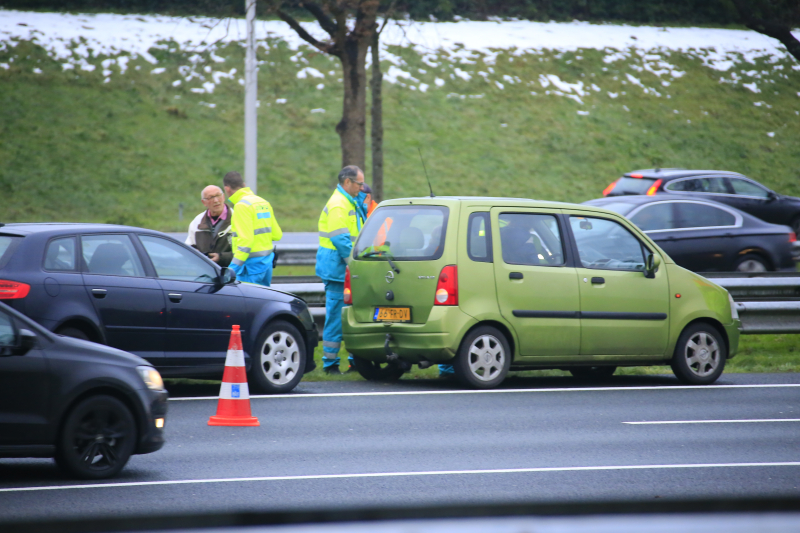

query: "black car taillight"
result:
(0, 280), (30, 299)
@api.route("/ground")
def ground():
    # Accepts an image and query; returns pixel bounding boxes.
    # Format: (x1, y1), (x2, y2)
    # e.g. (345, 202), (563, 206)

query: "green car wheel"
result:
(671, 323), (726, 385)
(453, 326), (511, 389)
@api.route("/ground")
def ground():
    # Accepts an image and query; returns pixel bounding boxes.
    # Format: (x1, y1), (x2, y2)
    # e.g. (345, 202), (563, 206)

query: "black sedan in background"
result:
(0, 301), (166, 479)
(0, 223), (317, 393)
(584, 195), (799, 272)
(601, 168), (800, 235)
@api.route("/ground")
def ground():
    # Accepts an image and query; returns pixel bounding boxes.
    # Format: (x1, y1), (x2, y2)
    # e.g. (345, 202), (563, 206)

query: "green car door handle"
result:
(509, 272), (523, 280)
(591, 277), (605, 284)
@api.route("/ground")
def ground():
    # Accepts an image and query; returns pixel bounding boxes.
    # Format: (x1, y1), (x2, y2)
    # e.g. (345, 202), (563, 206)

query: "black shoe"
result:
(323, 366), (342, 375)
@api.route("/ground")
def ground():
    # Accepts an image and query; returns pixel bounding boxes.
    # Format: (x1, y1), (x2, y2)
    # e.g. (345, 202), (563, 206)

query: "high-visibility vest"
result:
(228, 187), (282, 267)
(318, 188), (361, 251)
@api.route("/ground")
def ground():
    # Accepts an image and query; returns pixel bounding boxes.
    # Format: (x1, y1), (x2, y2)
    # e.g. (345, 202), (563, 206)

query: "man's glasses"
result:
(350, 179), (365, 188)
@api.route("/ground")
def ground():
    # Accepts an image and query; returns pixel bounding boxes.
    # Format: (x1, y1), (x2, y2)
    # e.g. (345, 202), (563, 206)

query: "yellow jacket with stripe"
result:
(315, 186), (364, 283)
(228, 187), (282, 267)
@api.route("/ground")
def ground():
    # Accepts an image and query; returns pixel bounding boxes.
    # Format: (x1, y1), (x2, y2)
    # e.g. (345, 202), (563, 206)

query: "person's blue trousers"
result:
(321, 281), (353, 368)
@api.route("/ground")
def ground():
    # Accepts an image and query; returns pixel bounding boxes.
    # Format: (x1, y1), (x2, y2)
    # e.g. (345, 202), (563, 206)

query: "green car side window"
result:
(498, 213), (564, 266)
(467, 212), (492, 262)
(570, 216), (645, 272)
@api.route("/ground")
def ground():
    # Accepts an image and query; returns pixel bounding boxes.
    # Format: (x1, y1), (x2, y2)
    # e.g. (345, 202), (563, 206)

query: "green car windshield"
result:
(355, 205), (449, 261)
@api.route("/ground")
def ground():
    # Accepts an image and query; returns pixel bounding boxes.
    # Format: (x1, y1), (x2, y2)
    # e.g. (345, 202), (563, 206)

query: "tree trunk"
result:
(370, 30), (384, 203)
(730, 0), (800, 63)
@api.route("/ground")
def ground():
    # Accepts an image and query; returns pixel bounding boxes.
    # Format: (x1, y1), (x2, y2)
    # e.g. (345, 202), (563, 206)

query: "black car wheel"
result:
(453, 326), (511, 389)
(569, 366), (617, 379)
(733, 254), (769, 272)
(351, 356), (406, 382)
(55, 395), (137, 480)
(249, 321), (306, 394)
(671, 323), (726, 385)
(56, 326), (90, 341)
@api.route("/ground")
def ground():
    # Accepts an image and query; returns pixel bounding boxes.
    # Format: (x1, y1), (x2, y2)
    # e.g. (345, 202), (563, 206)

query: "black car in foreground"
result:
(584, 195), (799, 273)
(0, 301), (167, 479)
(602, 168), (800, 235)
(0, 223), (317, 393)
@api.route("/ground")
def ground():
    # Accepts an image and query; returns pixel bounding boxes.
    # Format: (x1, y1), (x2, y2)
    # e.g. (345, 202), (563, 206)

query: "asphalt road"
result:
(1, 373), (799, 524)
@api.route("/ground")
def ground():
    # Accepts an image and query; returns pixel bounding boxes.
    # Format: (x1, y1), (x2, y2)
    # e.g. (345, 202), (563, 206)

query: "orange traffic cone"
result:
(208, 325), (260, 427)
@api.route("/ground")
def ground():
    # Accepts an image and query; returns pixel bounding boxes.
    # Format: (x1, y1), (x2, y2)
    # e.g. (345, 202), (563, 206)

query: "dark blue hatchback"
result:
(0, 223), (317, 393)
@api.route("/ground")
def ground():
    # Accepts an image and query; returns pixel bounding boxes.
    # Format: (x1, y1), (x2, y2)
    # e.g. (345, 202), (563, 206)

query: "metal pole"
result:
(244, 0), (257, 193)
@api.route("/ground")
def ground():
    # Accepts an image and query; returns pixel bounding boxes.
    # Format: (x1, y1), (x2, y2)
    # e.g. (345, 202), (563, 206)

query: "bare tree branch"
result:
(298, 1), (338, 37)
(378, 0), (397, 35)
(276, 9), (336, 54)
(730, 0), (800, 62)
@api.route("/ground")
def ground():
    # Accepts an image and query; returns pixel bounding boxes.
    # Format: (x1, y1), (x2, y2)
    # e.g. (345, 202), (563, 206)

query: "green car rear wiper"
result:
(360, 250), (400, 274)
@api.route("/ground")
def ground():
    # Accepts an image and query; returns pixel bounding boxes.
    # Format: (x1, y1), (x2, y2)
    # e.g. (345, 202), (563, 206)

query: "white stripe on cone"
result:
(219, 382), (251, 400)
(223, 349), (245, 368)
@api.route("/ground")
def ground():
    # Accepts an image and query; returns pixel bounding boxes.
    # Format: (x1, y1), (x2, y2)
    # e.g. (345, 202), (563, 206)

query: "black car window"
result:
(673, 202), (736, 229)
(630, 203), (676, 231)
(727, 178), (771, 198)
(0, 308), (15, 347)
(0, 236), (22, 269)
(44, 237), (76, 271)
(467, 212), (492, 263)
(615, 177), (659, 195)
(82, 235), (146, 277)
(139, 235), (217, 283)
(499, 213), (564, 266)
(570, 216), (645, 272)
(667, 177), (729, 194)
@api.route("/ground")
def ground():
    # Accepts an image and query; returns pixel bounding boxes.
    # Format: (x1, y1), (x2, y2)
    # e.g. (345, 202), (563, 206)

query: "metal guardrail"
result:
(272, 273), (800, 336)
(274, 244), (318, 266)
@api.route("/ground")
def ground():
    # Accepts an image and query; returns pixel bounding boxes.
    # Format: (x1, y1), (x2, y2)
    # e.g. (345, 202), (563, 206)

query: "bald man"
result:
(185, 184), (234, 266)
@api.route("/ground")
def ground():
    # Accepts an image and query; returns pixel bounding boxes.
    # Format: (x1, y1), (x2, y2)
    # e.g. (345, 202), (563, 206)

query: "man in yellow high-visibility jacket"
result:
(223, 171), (282, 287)
(316, 165), (367, 374)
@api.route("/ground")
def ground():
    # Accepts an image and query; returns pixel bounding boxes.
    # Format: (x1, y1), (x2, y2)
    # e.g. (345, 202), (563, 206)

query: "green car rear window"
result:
(355, 206), (449, 261)
(0, 235), (22, 269)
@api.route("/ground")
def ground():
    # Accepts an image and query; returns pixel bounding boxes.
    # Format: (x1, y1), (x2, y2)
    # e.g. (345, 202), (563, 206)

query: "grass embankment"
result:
(3, 27), (800, 376)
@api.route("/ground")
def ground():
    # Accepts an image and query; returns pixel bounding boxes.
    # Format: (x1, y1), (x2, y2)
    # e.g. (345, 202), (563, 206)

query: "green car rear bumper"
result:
(342, 306), (477, 363)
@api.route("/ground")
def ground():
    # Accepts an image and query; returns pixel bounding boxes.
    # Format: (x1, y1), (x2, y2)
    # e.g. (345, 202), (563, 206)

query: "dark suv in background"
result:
(602, 169), (800, 235)
(0, 223), (317, 394)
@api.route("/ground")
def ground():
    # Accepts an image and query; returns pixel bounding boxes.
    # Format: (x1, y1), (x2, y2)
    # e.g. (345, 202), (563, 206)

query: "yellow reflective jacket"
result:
(228, 187), (282, 267)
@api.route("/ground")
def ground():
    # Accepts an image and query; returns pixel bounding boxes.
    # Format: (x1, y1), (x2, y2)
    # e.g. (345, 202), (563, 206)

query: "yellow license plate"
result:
(374, 307), (411, 322)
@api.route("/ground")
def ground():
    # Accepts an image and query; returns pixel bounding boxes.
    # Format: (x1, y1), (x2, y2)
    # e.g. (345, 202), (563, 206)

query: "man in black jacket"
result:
(185, 185), (233, 266)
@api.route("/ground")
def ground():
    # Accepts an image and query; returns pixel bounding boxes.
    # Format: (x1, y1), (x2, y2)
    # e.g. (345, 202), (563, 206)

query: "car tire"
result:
(248, 321), (306, 394)
(56, 326), (90, 341)
(55, 395), (137, 480)
(670, 323), (726, 385)
(452, 326), (511, 389)
(350, 356), (406, 382)
(569, 366), (617, 379)
(733, 254), (769, 272)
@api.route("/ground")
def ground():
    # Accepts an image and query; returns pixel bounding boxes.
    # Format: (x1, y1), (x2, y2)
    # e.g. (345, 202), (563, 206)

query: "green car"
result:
(342, 197), (741, 389)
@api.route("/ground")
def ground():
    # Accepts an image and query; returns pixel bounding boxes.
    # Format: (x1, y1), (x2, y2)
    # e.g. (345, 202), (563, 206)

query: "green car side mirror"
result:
(645, 252), (662, 278)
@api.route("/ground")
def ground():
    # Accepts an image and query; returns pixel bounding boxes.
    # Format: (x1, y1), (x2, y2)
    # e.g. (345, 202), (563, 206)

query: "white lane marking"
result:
(168, 383), (800, 401)
(2, 462), (799, 493)
(625, 419), (800, 425)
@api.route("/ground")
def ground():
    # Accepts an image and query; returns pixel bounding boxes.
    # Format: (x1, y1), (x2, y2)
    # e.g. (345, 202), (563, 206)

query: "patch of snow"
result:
(276, 98), (287, 104)
(316, 83), (324, 90)
(297, 66), (324, 79)
(577, 110), (589, 115)
(33, 67), (42, 74)
(608, 92), (618, 98)
(172, 79), (181, 86)
(743, 82), (760, 93)
(419, 83), (429, 92)
(310, 108), (325, 113)
(767, 132), (775, 137)
(434, 77), (445, 87)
